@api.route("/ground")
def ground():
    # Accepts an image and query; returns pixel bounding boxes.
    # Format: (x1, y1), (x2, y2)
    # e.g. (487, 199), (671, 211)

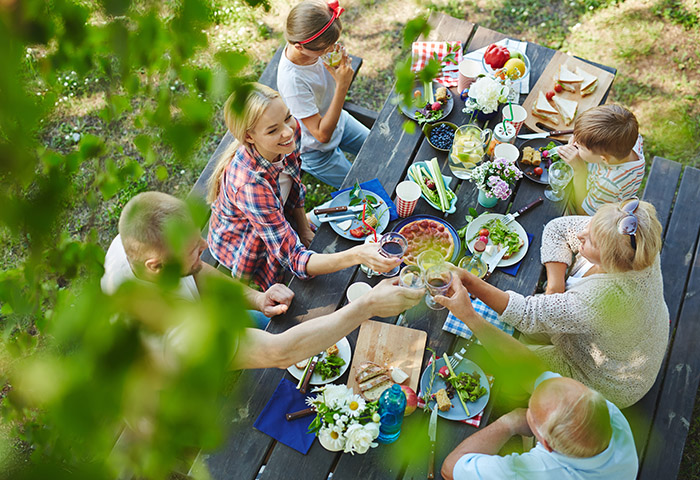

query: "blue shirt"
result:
(453, 372), (638, 480)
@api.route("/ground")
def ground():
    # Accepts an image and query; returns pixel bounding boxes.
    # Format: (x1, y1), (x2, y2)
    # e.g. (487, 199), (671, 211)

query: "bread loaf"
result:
(355, 361), (386, 384)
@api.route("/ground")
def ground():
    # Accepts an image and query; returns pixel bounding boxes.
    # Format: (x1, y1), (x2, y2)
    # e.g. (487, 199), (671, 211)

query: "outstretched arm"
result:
(435, 278), (546, 392)
(233, 278), (424, 369)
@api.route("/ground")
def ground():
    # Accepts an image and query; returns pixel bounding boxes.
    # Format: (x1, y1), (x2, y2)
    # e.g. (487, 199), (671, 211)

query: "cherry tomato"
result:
(478, 228), (490, 237)
(545, 90), (555, 101)
(554, 83), (563, 93)
(533, 167), (543, 176)
(478, 235), (489, 244)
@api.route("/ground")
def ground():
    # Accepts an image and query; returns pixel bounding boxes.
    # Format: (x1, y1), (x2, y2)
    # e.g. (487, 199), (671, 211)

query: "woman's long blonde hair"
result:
(207, 83), (280, 204)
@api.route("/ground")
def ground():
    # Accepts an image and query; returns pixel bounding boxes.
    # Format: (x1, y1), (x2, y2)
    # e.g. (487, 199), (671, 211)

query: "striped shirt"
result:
(581, 135), (645, 215)
(207, 122), (313, 289)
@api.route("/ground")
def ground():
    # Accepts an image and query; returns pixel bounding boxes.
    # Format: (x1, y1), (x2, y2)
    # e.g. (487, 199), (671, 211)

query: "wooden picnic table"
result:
(203, 13), (617, 480)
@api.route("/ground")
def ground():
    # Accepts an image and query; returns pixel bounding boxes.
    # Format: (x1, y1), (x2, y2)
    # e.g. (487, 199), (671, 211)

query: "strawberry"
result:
(545, 90), (555, 101)
(554, 83), (563, 93)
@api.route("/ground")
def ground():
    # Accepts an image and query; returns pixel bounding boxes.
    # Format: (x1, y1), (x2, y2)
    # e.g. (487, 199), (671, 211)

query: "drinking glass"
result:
(399, 265), (425, 289)
(458, 253), (488, 278)
(379, 232), (408, 277)
(424, 264), (453, 310)
(396, 265), (425, 326)
(417, 249), (445, 273)
(544, 160), (574, 202)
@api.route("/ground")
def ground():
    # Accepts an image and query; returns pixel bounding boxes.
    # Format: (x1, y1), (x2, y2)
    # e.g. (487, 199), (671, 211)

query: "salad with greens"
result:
(469, 218), (523, 257)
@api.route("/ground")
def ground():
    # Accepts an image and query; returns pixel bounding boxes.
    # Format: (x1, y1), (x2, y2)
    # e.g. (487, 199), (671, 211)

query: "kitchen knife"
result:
(317, 213), (358, 223)
(517, 129), (573, 140)
(427, 404), (438, 480)
(285, 407), (315, 421)
(504, 197), (544, 225)
(298, 353), (321, 394)
(314, 204), (365, 215)
(483, 247), (508, 281)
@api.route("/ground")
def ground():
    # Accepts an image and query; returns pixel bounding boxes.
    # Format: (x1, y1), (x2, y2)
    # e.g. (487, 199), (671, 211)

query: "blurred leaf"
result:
(155, 165), (168, 181)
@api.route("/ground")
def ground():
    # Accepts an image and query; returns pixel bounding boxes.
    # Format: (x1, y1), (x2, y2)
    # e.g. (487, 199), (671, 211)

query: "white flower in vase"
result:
(321, 384), (350, 409)
(343, 394), (366, 418)
(462, 76), (509, 114)
(343, 422), (379, 455)
(318, 426), (346, 452)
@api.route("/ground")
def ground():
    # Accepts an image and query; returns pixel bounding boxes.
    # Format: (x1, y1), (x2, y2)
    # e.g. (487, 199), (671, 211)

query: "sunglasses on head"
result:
(617, 197), (639, 251)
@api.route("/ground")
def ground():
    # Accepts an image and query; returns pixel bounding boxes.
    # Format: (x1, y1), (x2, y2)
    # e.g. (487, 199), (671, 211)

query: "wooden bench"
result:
(620, 156), (700, 479)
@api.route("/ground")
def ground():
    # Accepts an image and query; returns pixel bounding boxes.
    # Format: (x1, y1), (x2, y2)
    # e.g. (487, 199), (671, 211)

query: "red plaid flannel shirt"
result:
(208, 122), (313, 289)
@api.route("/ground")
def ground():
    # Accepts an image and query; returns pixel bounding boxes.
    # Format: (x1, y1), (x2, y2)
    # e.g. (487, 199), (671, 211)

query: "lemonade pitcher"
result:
(448, 124), (493, 179)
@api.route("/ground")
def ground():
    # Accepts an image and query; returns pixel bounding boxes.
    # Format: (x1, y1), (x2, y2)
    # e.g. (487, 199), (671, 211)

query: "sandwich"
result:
(552, 95), (579, 126)
(355, 361), (392, 401)
(532, 91), (559, 124)
(554, 64), (583, 93)
(575, 67), (598, 96)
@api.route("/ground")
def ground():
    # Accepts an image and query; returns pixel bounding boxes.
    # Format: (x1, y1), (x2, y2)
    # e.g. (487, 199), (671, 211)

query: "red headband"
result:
(298, 0), (345, 45)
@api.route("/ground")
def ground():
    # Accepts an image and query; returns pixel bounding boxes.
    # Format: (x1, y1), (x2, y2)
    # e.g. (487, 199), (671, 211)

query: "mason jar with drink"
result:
(448, 124), (492, 179)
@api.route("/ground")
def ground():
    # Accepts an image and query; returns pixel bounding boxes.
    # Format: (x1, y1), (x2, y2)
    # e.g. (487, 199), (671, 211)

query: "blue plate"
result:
(407, 161), (457, 214)
(419, 357), (490, 421)
(393, 215), (461, 264)
(327, 189), (390, 241)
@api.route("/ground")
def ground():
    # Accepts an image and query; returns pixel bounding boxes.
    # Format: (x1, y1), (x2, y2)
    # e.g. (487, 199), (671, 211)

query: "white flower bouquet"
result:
(468, 157), (523, 200)
(307, 384), (381, 454)
(462, 76), (509, 114)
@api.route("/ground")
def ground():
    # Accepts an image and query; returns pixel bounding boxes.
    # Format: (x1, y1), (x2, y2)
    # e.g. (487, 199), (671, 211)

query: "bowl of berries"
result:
(423, 121), (457, 152)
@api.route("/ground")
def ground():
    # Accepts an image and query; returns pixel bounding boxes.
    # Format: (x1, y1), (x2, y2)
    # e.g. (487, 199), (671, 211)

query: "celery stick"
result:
(424, 81), (435, 104)
(429, 157), (449, 211)
(442, 353), (470, 416)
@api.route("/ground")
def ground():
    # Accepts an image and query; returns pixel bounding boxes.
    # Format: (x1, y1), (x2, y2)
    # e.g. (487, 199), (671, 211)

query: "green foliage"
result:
(652, 0), (699, 29)
(0, 0), (268, 478)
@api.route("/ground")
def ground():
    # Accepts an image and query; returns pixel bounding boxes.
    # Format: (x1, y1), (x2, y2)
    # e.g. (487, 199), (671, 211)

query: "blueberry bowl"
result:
(423, 121), (457, 152)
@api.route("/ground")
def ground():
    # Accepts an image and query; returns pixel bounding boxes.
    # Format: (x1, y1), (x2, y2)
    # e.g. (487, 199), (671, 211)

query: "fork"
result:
(449, 347), (467, 369)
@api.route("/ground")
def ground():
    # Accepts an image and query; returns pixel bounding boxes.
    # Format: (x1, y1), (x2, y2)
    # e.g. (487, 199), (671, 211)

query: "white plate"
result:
(287, 337), (352, 385)
(465, 213), (529, 267)
(327, 190), (390, 241)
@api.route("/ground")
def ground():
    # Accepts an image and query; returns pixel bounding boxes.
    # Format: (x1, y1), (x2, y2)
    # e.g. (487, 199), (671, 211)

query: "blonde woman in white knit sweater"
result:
(444, 199), (668, 408)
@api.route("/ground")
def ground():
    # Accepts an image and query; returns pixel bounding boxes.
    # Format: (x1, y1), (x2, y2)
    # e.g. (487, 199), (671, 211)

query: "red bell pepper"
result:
(484, 44), (510, 69)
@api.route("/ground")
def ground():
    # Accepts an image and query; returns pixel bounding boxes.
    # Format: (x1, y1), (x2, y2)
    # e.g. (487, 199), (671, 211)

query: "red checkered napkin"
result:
(417, 357), (494, 427)
(411, 41), (463, 88)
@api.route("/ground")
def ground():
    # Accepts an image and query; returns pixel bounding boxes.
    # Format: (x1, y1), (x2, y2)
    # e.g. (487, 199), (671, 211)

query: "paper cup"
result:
(458, 59), (481, 94)
(395, 181), (421, 218)
(493, 143), (520, 163)
(346, 282), (371, 302)
(502, 104), (527, 135)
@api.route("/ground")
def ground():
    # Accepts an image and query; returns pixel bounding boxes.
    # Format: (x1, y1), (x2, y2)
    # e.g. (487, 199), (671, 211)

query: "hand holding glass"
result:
(544, 160), (574, 202)
(424, 264), (453, 310)
(379, 232), (408, 277)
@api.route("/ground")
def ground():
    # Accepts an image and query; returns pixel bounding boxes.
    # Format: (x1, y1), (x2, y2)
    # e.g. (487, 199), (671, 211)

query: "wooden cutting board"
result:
(346, 320), (427, 394)
(521, 50), (615, 133)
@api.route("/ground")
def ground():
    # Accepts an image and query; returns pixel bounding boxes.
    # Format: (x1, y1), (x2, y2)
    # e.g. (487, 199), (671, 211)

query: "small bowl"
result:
(423, 121), (458, 152)
(481, 48), (530, 85)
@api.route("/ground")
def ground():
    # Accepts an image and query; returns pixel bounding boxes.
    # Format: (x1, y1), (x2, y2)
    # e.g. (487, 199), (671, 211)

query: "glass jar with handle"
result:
(448, 124), (492, 179)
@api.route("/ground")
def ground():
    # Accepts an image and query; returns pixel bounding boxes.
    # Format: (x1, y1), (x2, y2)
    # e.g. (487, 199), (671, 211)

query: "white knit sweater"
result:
(500, 216), (669, 408)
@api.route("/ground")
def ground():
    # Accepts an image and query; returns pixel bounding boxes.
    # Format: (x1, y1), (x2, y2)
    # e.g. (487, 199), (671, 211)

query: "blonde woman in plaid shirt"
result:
(207, 84), (397, 290)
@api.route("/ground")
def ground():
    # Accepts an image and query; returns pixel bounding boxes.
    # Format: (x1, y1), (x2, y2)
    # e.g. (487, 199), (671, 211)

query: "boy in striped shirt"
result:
(558, 105), (645, 215)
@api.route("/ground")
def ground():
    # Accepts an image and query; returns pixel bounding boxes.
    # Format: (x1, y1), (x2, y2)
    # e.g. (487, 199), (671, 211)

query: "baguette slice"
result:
(326, 344), (339, 357)
(501, 237), (525, 260)
(552, 95), (578, 126)
(361, 376), (393, 401)
(355, 361), (387, 384)
(295, 358), (310, 370)
(575, 67), (598, 96)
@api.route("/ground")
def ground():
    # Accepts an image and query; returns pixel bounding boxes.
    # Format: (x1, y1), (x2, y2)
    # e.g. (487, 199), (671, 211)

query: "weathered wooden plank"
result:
(627, 163), (699, 468)
(638, 167), (700, 480)
(641, 156), (682, 236)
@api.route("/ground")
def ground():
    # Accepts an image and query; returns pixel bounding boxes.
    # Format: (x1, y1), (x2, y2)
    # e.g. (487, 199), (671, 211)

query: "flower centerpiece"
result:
(307, 384), (381, 454)
(462, 75), (509, 119)
(468, 157), (523, 207)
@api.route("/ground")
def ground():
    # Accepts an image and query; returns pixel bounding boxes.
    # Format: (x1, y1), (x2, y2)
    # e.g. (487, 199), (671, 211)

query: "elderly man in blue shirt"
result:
(436, 277), (638, 480)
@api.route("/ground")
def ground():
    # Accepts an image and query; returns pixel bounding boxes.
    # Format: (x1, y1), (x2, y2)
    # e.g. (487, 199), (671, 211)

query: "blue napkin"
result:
(253, 378), (316, 454)
(332, 178), (399, 221)
(443, 297), (514, 341)
(500, 233), (534, 276)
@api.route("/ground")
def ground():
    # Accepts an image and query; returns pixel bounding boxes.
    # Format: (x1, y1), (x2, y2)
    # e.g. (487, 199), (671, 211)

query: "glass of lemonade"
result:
(424, 264), (453, 310)
(448, 124), (492, 179)
(545, 160), (574, 202)
(322, 43), (344, 67)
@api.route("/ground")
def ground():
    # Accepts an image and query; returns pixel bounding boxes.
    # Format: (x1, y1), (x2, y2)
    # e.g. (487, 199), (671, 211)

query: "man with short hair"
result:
(437, 278), (638, 480)
(102, 192), (423, 370)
